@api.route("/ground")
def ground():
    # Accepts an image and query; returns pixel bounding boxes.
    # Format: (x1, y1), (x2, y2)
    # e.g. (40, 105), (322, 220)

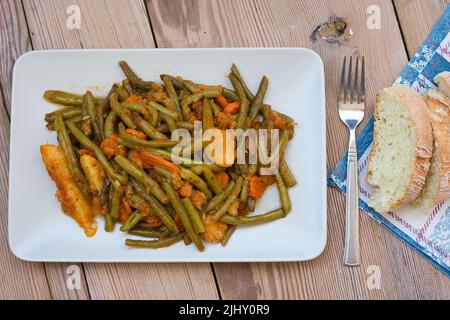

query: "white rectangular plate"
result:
(9, 48), (326, 262)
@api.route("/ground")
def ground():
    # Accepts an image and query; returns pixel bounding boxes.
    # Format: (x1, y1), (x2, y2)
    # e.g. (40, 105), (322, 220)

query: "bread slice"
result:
(434, 71), (450, 98)
(413, 89), (450, 208)
(366, 86), (433, 213)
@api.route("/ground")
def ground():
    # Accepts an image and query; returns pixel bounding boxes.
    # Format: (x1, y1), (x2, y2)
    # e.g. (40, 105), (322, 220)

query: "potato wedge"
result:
(40, 144), (97, 237)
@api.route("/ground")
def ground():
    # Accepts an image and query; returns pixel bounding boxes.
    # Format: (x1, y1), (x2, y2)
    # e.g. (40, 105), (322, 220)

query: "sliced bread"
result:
(413, 89), (450, 208)
(366, 86), (433, 213)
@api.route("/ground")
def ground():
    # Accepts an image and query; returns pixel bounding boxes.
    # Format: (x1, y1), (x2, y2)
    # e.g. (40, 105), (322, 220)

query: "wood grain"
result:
(394, 0), (449, 57)
(146, 0), (450, 299)
(22, 0), (218, 300)
(0, 0), (32, 114)
(0, 88), (51, 299)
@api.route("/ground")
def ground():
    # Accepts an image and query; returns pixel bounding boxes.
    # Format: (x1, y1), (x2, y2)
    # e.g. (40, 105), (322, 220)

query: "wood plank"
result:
(22, 0), (218, 300)
(0, 0), (32, 114)
(394, 0), (449, 57)
(0, 88), (51, 299)
(146, 0), (450, 299)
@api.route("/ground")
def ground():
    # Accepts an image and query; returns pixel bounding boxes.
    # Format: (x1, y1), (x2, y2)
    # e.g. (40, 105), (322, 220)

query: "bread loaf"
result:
(367, 86), (433, 213)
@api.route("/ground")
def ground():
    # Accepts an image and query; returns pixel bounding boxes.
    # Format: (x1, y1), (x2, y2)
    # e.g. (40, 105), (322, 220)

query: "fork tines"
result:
(340, 56), (365, 104)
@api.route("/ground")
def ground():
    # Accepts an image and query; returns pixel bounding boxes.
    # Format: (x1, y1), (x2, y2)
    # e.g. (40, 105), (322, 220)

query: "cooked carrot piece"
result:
(249, 176), (267, 200)
(100, 134), (127, 159)
(216, 95), (228, 108)
(119, 199), (132, 224)
(178, 182), (193, 198)
(223, 101), (240, 115)
(215, 172), (230, 189)
(125, 95), (143, 104)
(138, 149), (181, 173)
(191, 190), (207, 210)
(260, 175), (276, 186)
(125, 128), (147, 139)
(143, 214), (163, 228)
(197, 85), (209, 91)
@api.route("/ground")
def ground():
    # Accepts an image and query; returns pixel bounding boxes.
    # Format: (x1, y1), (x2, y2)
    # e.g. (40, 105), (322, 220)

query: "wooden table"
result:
(1, 0), (449, 300)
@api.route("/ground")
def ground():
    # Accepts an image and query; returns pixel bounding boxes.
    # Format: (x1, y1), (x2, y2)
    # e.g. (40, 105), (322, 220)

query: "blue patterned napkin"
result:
(329, 7), (450, 276)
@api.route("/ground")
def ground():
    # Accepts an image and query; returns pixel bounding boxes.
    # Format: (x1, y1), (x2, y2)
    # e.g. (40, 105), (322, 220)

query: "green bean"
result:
(130, 179), (179, 234)
(162, 179), (204, 251)
(154, 166), (173, 179)
(121, 102), (150, 117)
(160, 74), (184, 90)
(181, 79), (198, 93)
(110, 92), (136, 129)
(46, 116), (81, 131)
(161, 75), (184, 121)
(109, 185), (122, 220)
(45, 107), (81, 122)
(43, 90), (84, 106)
(98, 84), (117, 116)
(120, 210), (143, 232)
(248, 76), (268, 120)
(220, 208), (285, 225)
(211, 177), (243, 221)
(118, 60), (154, 91)
(104, 111), (118, 138)
(202, 99), (214, 131)
(99, 179), (111, 207)
(80, 93), (90, 134)
(114, 155), (168, 204)
(181, 197), (205, 233)
(118, 123), (176, 148)
(125, 233), (185, 249)
(204, 180), (236, 213)
(181, 89), (221, 107)
(229, 74), (250, 129)
(222, 87), (239, 101)
(275, 172), (291, 215)
(231, 64), (255, 101)
(142, 147), (197, 165)
(104, 213), (115, 232)
(176, 121), (194, 131)
(130, 113), (168, 141)
(279, 158), (297, 187)
(184, 233), (192, 246)
(209, 100), (221, 117)
(122, 79), (136, 96)
(128, 228), (171, 239)
(221, 225), (237, 246)
(116, 85), (130, 102)
(161, 113), (177, 133)
(54, 115), (91, 199)
(240, 164), (258, 202)
(85, 91), (103, 142)
(201, 166), (223, 195)
(66, 121), (128, 185)
(180, 168), (213, 199)
(147, 101), (179, 120)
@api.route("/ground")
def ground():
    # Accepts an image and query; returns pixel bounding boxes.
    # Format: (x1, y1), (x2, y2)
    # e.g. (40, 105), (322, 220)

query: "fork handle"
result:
(344, 129), (360, 266)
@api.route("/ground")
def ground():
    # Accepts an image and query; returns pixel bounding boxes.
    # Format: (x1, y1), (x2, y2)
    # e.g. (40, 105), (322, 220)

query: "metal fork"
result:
(339, 55), (365, 266)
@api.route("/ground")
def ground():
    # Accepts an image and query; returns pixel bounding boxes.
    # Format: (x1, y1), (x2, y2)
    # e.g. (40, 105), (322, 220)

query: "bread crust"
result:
(426, 90), (450, 204)
(367, 86), (432, 211)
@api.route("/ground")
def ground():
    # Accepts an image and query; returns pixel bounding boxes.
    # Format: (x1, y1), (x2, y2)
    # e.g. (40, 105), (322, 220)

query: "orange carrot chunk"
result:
(138, 149), (181, 173)
(125, 95), (143, 104)
(125, 128), (147, 139)
(249, 176), (267, 200)
(223, 101), (241, 115)
(197, 85), (209, 91)
(215, 172), (230, 189)
(216, 95), (228, 108)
